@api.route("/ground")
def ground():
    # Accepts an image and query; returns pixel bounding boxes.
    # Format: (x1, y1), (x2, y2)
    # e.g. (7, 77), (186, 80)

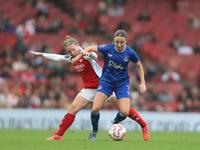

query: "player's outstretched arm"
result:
(83, 46), (98, 53)
(135, 61), (146, 93)
(29, 51), (71, 62)
(29, 51), (44, 56)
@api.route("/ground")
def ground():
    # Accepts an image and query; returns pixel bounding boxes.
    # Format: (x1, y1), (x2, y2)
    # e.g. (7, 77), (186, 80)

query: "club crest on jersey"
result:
(108, 53), (113, 58)
(123, 56), (129, 62)
(98, 86), (102, 90)
(99, 44), (105, 49)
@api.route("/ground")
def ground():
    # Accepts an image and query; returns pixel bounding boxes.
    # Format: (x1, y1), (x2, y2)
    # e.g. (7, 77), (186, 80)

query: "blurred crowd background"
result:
(0, 0), (200, 112)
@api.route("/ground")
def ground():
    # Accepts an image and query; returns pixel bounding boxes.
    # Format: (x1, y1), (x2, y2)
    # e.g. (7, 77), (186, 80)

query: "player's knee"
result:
(120, 110), (129, 117)
(92, 106), (100, 113)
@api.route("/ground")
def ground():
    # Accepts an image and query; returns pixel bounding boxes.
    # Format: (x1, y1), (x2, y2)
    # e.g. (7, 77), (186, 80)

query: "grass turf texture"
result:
(1, 130), (200, 150)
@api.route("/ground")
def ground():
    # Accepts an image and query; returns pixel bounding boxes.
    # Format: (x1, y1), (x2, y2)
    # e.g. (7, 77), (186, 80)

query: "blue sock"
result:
(90, 110), (100, 132)
(114, 111), (127, 124)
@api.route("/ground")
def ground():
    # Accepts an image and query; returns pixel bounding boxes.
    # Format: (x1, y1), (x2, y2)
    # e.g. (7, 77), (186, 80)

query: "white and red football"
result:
(109, 124), (126, 141)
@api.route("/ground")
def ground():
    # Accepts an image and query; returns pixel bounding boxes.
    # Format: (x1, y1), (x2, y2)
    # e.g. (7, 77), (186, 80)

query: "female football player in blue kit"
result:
(30, 34), (149, 141)
(83, 30), (150, 141)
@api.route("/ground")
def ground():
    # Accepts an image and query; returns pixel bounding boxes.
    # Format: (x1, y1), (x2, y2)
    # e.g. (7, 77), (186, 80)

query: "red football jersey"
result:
(71, 47), (102, 89)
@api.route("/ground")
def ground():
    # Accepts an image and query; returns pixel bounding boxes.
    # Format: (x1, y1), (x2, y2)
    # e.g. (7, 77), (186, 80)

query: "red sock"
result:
(57, 113), (75, 135)
(128, 108), (146, 128)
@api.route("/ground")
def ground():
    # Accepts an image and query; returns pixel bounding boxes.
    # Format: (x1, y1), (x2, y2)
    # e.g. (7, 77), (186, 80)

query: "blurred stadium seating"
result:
(0, 0), (200, 112)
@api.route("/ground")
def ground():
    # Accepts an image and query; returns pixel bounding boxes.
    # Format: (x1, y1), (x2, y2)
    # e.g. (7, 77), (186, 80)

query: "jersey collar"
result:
(115, 45), (126, 53)
(79, 46), (84, 52)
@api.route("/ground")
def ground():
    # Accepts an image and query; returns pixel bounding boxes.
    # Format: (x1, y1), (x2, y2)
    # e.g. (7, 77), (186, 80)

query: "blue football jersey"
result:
(97, 43), (139, 86)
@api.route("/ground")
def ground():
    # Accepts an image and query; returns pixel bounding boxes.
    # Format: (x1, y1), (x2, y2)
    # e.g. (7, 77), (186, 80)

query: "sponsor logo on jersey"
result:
(123, 56), (129, 62)
(108, 53), (113, 58)
(108, 60), (124, 69)
(99, 44), (105, 48)
(75, 64), (85, 72)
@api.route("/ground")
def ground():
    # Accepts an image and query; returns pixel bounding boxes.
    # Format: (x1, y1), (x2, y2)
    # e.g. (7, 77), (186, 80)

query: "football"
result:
(109, 124), (126, 141)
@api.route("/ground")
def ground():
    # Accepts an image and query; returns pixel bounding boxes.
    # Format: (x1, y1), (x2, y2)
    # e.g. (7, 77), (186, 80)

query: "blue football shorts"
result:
(97, 80), (130, 100)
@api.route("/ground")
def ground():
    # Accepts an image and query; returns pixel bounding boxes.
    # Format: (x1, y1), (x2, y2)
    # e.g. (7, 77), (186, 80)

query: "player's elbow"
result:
(71, 62), (77, 66)
(71, 60), (77, 66)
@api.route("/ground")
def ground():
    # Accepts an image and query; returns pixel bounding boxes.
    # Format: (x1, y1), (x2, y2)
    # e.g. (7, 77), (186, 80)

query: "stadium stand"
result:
(0, 0), (200, 112)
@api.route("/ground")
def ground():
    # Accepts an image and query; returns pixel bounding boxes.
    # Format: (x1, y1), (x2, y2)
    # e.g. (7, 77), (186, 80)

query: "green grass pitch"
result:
(1, 129), (200, 150)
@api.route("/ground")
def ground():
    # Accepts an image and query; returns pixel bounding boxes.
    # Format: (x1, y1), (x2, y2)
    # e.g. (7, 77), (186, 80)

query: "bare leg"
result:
(57, 95), (92, 135)
(92, 92), (108, 113)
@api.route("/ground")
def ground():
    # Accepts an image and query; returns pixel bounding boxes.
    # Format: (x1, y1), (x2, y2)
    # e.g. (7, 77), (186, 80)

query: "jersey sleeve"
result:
(130, 50), (139, 63)
(97, 44), (109, 54)
(83, 52), (98, 60)
(64, 54), (71, 62)
(43, 53), (71, 62)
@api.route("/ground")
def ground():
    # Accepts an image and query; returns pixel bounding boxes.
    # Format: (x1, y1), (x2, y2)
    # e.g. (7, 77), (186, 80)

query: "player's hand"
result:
(81, 52), (91, 57)
(29, 51), (43, 56)
(139, 82), (146, 93)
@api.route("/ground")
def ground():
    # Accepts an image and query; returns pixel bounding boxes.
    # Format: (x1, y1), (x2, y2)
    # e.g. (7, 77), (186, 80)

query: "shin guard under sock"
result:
(57, 113), (75, 135)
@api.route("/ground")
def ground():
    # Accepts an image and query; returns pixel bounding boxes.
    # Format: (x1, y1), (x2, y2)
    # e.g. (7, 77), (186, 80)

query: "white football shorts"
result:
(77, 88), (115, 102)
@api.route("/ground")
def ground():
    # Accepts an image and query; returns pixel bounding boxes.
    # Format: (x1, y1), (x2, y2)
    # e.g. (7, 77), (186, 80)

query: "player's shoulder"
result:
(99, 43), (114, 48)
(98, 43), (114, 53)
(126, 45), (133, 51)
(65, 54), (72, 61)
(106, 43), (115, 50)
(79, 46), (84, 52)
(108, 43), (115, 48)
(126, 45), (137, 54)
(65, 54), (71, 58)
